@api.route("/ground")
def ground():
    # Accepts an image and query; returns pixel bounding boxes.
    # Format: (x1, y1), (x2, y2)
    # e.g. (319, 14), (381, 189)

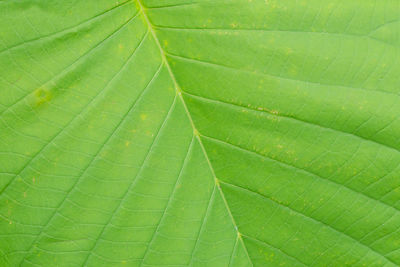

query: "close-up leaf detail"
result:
(1, 0), (400, 266)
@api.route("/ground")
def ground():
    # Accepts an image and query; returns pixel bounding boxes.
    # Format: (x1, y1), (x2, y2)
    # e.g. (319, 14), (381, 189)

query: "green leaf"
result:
(1, 0), (400, 266)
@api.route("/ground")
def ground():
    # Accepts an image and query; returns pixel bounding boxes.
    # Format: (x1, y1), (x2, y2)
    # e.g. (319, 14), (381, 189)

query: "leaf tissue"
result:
(1, 0), (400, 266)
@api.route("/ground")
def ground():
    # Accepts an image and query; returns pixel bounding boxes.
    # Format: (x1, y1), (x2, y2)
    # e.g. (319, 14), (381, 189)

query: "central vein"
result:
(135, 0), (253, 265)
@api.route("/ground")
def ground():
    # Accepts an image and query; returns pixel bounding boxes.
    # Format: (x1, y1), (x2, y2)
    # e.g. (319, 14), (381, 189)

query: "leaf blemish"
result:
(34, 88), (52, 106)
(140, 114), (147, 120)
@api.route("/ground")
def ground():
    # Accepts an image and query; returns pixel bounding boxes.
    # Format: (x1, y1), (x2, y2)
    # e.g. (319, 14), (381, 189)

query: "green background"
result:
(1, 0), (400, 266)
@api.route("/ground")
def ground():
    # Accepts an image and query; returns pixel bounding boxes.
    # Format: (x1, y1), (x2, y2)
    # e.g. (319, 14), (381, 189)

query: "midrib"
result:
(135, 0), (253, 265)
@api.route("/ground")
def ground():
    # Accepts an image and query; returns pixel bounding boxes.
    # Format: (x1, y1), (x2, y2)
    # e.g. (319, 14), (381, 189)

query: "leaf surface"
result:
(1, 0), (400, 266)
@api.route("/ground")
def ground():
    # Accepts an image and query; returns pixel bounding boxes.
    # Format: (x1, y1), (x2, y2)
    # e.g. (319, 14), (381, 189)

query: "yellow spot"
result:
(32, 177), (36, 183)
(125, 141), (130, 147)
(9, 221), (12, 225)
(34, 88), (52, 106)
(140, 114), (148, 121)
(23, 192), (27, 198)
(230, 22), (238, 28)
(122, 260), (127, 264)
(193, 128), (200, 136)
(131, 129), (137, 134)
(163, 40), (169, 46)
(118, 44), (124, 50)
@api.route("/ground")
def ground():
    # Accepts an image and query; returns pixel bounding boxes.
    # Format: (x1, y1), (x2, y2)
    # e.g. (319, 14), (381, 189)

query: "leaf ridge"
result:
(182, 90), (400, 156)
(18, 43), (160, 266)
(154, 25), (400, 49)
(187, 186), (216, 265)
(136, 0), (254, 265)
(167, 52), (400, 100)
(200, 133), (400, 214)
(242, 234), (308, 267)
(0, 9), (140, 118)
(0, 16), (144, 197)
(140, 136), (194, 265)
(81, 92), (177, 266)
(220, 181), (397, 266)
(0, 0), (133, 56)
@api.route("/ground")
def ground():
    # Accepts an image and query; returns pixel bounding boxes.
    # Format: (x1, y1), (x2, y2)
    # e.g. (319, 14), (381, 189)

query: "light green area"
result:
(1, 0), (400, 266)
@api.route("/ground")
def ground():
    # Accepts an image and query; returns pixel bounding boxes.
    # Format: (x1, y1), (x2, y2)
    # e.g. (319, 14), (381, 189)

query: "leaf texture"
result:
(1, 0), (400, 266)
